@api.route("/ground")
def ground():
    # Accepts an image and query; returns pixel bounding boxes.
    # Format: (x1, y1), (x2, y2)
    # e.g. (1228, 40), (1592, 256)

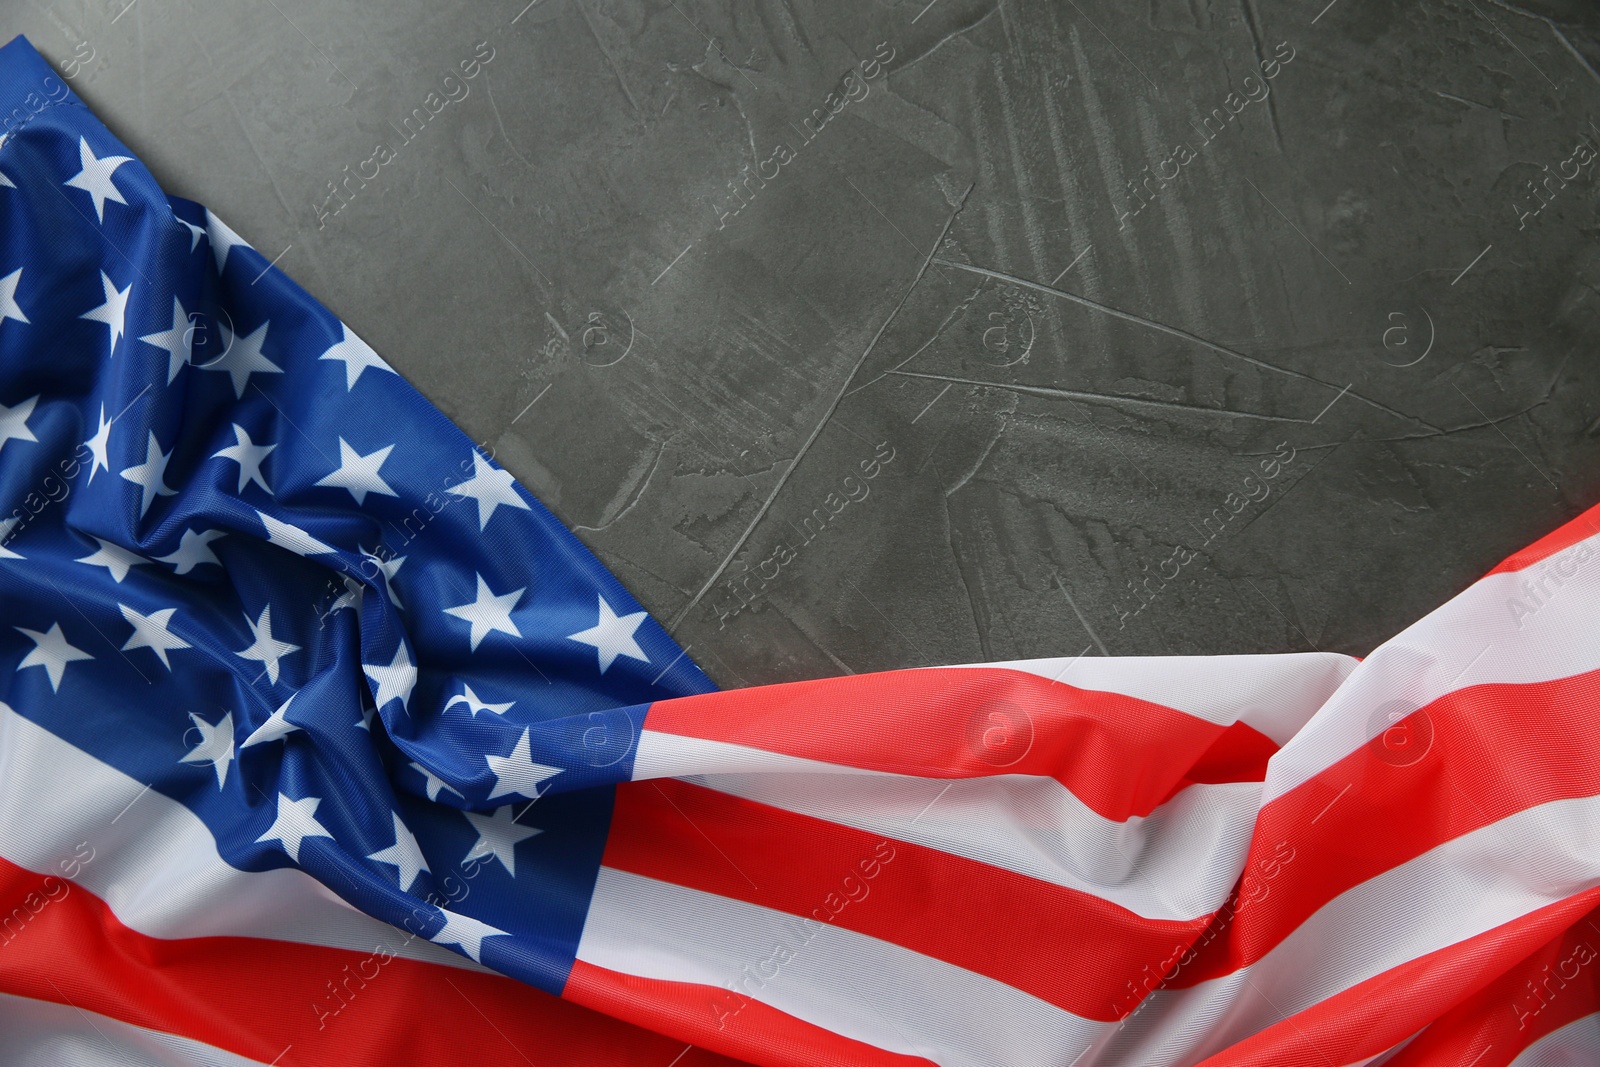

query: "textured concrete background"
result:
(15, 0), (1600, 686)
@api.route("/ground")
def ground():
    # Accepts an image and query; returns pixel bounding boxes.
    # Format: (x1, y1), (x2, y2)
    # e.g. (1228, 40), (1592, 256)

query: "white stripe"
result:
(968, 652), (1357, 745)
(0, 700), (475, 970)
(1092, 793), (1600, 1066)
(1266, 531), (1600, 803)
(578, 866), (1107, 1067)
(634, 731), (886, 781)
(659, 745), (1257, 921)
(0, 991), (268, 1066)
(1510, 1011), (1600, 1065)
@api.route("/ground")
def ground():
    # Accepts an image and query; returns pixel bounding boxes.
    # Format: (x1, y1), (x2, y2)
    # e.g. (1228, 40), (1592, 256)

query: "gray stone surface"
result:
(15, 0), (1600, 685)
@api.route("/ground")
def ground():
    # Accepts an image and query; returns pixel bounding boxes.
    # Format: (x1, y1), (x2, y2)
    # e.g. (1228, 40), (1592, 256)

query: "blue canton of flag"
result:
(0, 34), (713, 993)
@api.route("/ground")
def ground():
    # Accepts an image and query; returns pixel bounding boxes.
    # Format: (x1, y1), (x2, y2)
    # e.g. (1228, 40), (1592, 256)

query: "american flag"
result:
(1, 30), (1598, 1067)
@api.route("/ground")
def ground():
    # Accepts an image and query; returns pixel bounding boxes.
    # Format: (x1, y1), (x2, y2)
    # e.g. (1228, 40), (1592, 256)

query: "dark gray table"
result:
(18, 0), (1600, 685)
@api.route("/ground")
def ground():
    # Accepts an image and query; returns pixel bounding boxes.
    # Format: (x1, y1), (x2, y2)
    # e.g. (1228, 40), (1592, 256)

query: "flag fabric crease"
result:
(0, 31), (1597, 1067)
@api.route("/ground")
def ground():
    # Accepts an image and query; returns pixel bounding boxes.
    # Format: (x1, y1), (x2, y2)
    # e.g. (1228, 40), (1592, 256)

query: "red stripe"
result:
(1171, 669), (1600, 987)
(0, 856), (747, 1067)
(1158, 719), (1280, 810)
(1485, 501), (1600, 575)
(644, 667), (1276, 821)
(1187, 720), (1282, 786)
(604, 779), (1207, 1020)
(1192, 888), (1600, 1067)
(565, 959), (934, 1067)
(1380, 904), (1600, 1067)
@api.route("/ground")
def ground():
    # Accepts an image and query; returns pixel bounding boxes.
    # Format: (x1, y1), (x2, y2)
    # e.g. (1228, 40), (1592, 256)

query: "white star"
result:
(446, 453), (530, 531)
(429, 908), (508, 964)
(16, 623), (94, 692)
(0, 517), (21, 560)
(257, 511), (336, 557)
(315, 439), (397, 506)
(237, 605), (301, 685)
(361, 548), (405, 610)
(328, 576), (364, 615)
(485, 729), (563, 801)
(76, 536), (149, 583)
(119, 604), (191, 669)
(0, 135), (13, 189)
(174, 213), (205, 252)
(212, 424), (274, 494)
(0, 268), (28, 327)
(199, 319), (280, 398)
(444, 683), (513, 719)
(319, 324), (393, 390)
(242, 694), (300, 749)
(567, 595), (650, 674)
(180, 711), (235, 789)
(206, 209), (251, 274)
(363, 640), (417, 713)
(120, 431), (177, 518)
(444, 574), (524, 652)
(255, 793), (332, 863)
(63, 137), (133, 222)
(138, 295), (194, 384)
(80, 271), (131, 357)
(82, 403), (113, 484)
(354, 705), (377, 733)
(410, 761), (463, 802)
(463, 806), (542, 877)
(368, 811), (430, 891)
(156, 528), (226, 574)
(0, 394), (38, 458)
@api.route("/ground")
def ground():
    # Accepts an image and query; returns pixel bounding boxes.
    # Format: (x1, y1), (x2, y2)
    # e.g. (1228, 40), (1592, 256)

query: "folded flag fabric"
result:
(0, 31), (738, 1067)
(2, 30), (1600, 1067)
